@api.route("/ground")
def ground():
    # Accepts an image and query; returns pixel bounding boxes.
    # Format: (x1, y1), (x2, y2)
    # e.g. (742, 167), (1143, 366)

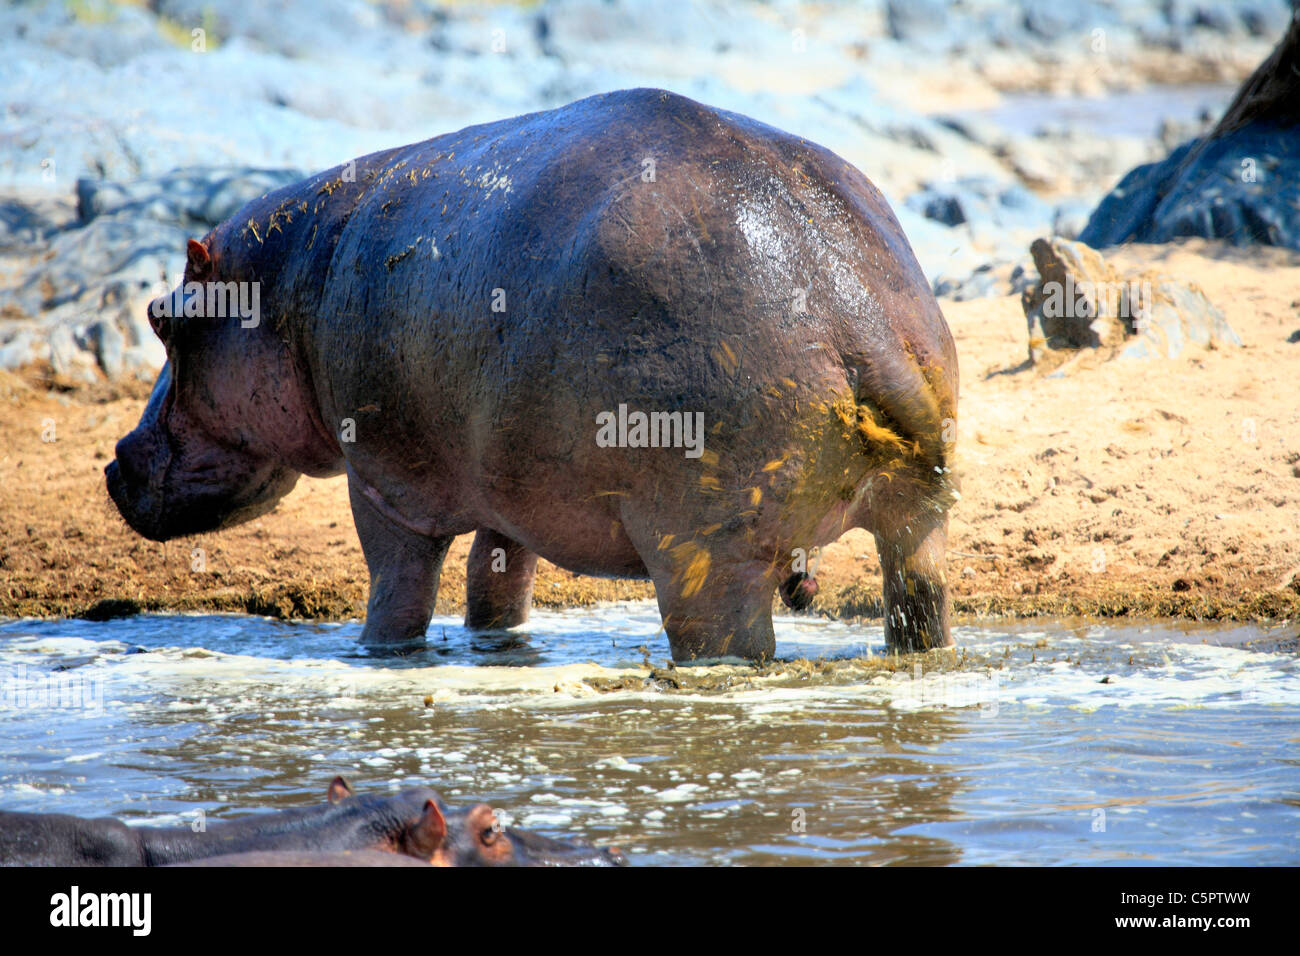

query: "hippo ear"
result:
(326, 776), (355, 804)
(186, 238), (212, 280)
(404, 799), (448, 859)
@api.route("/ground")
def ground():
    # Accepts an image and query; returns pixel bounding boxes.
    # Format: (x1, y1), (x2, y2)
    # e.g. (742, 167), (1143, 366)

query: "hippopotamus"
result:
(169, 849), (432, 866)
(0, 777), (625, 867)
(106, 88), (959, 661)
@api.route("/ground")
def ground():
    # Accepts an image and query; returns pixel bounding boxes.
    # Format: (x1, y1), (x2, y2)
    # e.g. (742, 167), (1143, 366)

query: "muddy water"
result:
(0, 604), (1296, 865)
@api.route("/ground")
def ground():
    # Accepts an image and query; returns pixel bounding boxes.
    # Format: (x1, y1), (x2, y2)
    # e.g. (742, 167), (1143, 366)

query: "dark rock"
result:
(1081, 11), (1300, 251)
(1079, 125), (1300, 249)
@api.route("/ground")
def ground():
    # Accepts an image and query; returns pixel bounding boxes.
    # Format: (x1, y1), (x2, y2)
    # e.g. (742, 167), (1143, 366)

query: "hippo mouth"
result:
(105, 458), (296, 541)
(105, 458), (171, 541)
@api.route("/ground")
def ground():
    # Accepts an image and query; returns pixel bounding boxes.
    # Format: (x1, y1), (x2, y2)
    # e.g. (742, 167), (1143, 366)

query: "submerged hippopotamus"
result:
(0, 777), (625, 867)
(106, 88), (958, 661)
(169, 849), (433, 867)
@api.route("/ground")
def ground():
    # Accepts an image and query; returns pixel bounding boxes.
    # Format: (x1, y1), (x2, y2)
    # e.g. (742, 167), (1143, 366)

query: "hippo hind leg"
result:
(349, 476), (453, 651)
(465, 528), (539, 630)
(874, 511), (953, 652)
(655, 558), (777, 662)
(634, 543), (777, 662)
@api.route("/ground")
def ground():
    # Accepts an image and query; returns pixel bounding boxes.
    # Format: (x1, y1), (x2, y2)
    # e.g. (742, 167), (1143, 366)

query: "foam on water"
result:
(0, 603), (1296, 865)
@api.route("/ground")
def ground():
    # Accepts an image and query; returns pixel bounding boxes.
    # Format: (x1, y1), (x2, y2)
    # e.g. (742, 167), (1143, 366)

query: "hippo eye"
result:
(147, 297), (173, 344)
(480, 825), (499, 846)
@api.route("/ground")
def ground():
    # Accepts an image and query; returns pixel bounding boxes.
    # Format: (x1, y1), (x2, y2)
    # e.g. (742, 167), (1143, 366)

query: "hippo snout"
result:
(779, 572), (819, 611)
(104, 436), (168, 542)
(110, 431), (154, 491)
(600, 846), (629, 867)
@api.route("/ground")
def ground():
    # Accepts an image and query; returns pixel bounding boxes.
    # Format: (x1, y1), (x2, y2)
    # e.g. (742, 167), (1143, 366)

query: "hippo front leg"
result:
(875, 513), (953, 652)
(465, 528), (539, 630)
(348, 475), (453, 650)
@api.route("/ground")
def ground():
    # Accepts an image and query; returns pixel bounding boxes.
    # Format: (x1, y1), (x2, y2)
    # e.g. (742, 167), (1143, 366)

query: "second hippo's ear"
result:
(186, 238), (212, 280)
(327, 776), (355, 804)
(404, 799), (448, 859)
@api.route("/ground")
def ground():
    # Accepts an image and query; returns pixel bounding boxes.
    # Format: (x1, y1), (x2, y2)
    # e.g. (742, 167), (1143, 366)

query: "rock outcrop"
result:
(1022, 237), (1242, 370)
(1080, 10), (1300, 250)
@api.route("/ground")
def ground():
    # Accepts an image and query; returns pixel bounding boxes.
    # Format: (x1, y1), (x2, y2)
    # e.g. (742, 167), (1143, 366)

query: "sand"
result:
(2, 238), (1297, 631)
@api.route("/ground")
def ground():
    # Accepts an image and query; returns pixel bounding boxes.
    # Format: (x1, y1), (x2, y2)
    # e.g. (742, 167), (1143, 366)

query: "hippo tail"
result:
(842, 344), (956, 480)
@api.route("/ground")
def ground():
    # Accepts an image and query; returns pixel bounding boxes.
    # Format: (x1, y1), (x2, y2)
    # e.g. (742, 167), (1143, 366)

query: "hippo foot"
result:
(644, 557), (777, 662)
(349, 471), (455, 655)
(875, 516), (953, 652)
(356, 636), (427, 657)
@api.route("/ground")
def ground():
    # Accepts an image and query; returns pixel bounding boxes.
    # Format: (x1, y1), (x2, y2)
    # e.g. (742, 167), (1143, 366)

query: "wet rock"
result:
(1022, 236), (1241, 369)
(86, 316), (126, 380)
(1079, 125), (1300, 250)
(906, 175), (1051, 231)
(2, 215), (185, 322)
(1, 166), (304, 381)
(1081, 12), (1300, 251)
(76, 167), (308, 230)
(0, 194), (73, 250)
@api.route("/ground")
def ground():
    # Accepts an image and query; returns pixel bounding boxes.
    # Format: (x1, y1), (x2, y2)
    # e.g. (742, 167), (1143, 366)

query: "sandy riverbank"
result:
(3, 237), (1296, 631)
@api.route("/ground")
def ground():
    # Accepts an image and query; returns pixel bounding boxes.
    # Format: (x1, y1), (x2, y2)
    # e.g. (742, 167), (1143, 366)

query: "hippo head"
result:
(107, 237), (335, 541)
(396, 790), (627, 867)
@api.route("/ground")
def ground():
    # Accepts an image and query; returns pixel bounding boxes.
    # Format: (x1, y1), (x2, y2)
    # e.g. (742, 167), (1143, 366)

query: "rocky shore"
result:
(2, 0), (1297, 628)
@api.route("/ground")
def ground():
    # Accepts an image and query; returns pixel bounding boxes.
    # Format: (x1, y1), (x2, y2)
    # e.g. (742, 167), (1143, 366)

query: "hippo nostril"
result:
(113, 434), (151, 488)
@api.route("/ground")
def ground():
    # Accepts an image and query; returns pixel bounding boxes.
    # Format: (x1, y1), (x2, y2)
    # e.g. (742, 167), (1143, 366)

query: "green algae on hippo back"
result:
(105, 87), (958, 663)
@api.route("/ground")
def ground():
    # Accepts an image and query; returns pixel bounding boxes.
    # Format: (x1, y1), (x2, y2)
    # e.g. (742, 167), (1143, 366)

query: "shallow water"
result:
(0, 604), (1296, 865)
(960, 83), (1235, 139)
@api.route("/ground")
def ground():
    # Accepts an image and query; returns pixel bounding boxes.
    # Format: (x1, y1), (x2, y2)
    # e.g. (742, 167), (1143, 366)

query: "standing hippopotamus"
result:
(0, 777), (625, 867)
(106, 88), (958, 661)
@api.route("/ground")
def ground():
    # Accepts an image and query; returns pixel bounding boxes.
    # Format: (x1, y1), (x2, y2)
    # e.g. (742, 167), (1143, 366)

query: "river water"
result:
(0, 604), (1296, 865)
